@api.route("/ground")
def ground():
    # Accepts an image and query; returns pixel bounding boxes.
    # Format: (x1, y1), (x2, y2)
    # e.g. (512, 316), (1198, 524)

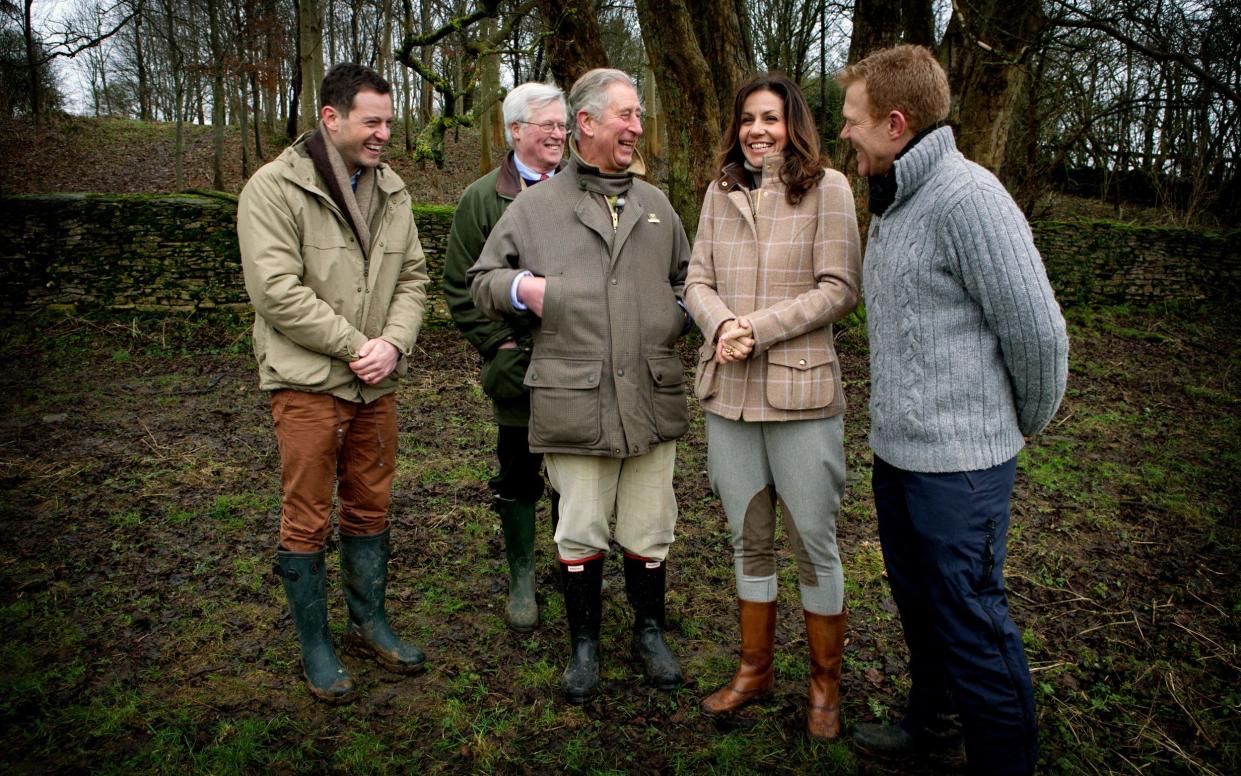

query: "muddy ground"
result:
(0, 301), (1237, 774)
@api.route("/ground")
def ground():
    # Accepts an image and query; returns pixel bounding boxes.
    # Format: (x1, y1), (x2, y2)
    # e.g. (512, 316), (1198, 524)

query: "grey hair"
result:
(502, 82), (567, 147)
(569, 68), (639, 128)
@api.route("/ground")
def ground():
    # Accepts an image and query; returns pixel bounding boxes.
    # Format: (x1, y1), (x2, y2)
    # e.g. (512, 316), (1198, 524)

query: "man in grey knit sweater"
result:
(838, 46), (1068, 775)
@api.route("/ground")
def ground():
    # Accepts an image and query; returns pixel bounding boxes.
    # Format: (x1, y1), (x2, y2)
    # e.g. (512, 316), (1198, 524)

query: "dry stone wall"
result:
(1, 194), (1235, 316)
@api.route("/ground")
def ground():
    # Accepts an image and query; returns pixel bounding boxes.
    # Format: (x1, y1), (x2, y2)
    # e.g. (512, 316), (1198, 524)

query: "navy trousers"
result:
(872, 454), (1037, 776)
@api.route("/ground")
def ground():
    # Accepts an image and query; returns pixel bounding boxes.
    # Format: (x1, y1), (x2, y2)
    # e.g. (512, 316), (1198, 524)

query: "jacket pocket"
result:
(765, 344), (835, 411)
(647, 354), (689, 440)
(258, 325), (332, 388)
(481, 346), (531, 401)
(524, 357), (603, 446)
(693, 340), (720, 401)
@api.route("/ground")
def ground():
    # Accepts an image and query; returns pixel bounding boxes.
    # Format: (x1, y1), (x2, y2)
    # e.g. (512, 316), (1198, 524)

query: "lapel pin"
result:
(648, 213), (661, 223)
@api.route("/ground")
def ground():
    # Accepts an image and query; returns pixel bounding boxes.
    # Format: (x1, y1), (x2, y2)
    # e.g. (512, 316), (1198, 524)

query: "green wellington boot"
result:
(496, 496), (539, 631)
(274, 548), (357, 704)
(339, 528), (426, 674)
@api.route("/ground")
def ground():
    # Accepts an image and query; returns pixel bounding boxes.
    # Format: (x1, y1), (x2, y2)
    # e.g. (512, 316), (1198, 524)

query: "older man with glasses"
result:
(443, 82), (569, 633)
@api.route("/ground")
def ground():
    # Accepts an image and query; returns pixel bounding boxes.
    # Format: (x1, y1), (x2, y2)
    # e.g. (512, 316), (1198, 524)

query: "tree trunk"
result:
(535, 0), (608, 92)
(478, 16), (497, 175)
(299, 0), (325, 132)
(23, 0), (40, 132)
(847, 0), (899, 64)
(635, 0), (720, 236)
(940, 0), (1043, 174)
(132, 2), (151, 121)
(419, 0), (433, 122)
(901, 0), (935, 47)
(207, 0), (227, 189)
(642, 65), (661, 160)
(686, 0), (753, 123)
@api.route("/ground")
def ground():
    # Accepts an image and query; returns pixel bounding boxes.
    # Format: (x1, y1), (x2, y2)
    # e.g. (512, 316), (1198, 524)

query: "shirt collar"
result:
(512, 153), (555, 183)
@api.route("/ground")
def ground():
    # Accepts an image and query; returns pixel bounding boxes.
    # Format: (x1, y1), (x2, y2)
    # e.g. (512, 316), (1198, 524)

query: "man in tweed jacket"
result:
(838, 46), (1068, 775)
(469, 69), (691, 703)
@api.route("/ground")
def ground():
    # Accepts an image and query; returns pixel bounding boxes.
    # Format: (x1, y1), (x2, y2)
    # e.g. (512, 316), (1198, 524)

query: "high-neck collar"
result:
(867, 123), (953, 216)
(720, 153), (785, 193)
(568, 139), (642, 197)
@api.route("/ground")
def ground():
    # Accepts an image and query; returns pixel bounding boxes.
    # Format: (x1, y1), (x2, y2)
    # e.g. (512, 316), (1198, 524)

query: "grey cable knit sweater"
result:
(864, 127), (1069, 473)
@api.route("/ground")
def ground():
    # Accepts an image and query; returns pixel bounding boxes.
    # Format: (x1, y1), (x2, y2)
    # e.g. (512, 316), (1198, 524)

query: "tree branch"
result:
(1052, 5), (1240, 108)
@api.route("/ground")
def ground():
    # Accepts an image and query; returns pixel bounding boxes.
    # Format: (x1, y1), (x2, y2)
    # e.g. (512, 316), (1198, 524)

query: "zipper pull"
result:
(610, 195), (626, 233)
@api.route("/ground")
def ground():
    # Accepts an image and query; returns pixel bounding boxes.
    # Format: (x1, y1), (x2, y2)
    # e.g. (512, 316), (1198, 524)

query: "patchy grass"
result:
(0, 303), (1237, 774)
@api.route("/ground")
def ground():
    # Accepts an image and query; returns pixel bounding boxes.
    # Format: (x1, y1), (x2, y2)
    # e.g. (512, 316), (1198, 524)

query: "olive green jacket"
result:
(443, 151), (550, 426)
(238, 134), (429, 402)
(468, 151), (692, 458)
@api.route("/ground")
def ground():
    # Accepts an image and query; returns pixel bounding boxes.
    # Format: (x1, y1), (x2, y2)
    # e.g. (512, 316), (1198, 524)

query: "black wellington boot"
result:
(560, 554), (604, 703)
(623, 554), (684, 690)
(495, 496), (538, 631)
(275, 547), (357, 704)
(339, 528), (426, 674)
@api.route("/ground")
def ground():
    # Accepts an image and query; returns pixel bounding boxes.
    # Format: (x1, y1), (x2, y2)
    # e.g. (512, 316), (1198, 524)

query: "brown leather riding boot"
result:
(805, 609), (846, 740)
(701, 599), (777, 714)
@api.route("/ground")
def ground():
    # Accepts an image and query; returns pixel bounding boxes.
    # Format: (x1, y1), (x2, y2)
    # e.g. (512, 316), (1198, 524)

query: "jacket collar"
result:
(567, 137), (646, 190)
(717, 153), (785, 193)
(495, 150), (566, 199)
(281, 130), (406, 197)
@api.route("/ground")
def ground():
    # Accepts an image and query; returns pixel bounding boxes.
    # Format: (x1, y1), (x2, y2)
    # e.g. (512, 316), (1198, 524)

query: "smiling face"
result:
(738, 89), (788, 168)
(321, 89), (393, 176)
(511, 99), (568, 174)
(577, 81), (643, 173)
(839, 81), (903, 178)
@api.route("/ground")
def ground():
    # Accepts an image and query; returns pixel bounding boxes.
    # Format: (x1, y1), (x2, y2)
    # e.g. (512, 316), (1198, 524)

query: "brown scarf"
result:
(306, 128), (378, 265)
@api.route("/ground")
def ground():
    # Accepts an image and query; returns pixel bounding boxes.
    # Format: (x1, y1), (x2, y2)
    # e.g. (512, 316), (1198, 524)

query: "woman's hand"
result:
(715, 317), (754, 363)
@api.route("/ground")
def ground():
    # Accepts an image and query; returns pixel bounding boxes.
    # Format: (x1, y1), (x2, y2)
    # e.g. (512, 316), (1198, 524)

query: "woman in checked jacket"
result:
(685, 73), (861, 741)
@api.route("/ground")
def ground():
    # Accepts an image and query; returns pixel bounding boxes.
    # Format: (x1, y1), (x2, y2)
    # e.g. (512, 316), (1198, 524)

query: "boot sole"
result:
(700, 683), (774, 715)
(563, 686), (598, 704)
(343, 633), (427, 675)
(305, 677), (357, 705)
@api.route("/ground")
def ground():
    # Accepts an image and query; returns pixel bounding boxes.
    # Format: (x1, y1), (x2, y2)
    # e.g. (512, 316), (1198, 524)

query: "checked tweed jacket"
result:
(685, 154), (861, 422)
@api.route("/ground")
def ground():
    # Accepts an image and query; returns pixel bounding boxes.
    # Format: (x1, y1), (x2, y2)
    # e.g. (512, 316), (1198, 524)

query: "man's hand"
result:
(517, 275), (547, 317)
(350, 338), (399, 385)
(715, 317), (755, 363)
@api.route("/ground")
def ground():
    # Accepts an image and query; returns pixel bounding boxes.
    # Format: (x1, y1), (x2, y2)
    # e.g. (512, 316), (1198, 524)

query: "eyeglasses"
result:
(516, 120), (568, 134)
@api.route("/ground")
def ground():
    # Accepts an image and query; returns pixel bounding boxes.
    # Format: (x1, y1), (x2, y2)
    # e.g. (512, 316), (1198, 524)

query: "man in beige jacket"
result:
(469, 69), (691, 703)
(238, 63), (429, 704)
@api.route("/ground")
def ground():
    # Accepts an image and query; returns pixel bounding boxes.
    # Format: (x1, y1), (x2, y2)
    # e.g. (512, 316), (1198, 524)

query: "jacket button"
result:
(614, 448), (622, 455)
(530, 372), (538, 381)
(617, 368), (624, 377)
(654, 374), (662, 383)
(798, 359), (807, 366)
(587, 375), (595, 383)
(610, 278), (617, 285)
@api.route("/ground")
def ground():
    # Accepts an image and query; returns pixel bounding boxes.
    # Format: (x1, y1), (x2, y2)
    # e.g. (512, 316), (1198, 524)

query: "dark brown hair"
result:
(719, 73), (825, 206)
(320, 63), (392, 115)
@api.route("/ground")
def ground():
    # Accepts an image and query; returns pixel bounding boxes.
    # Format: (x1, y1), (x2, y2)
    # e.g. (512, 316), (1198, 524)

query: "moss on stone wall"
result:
(2, 195), (1236, 316)
(1032, 219), (1240, 306)
(0, 194), (456, 322)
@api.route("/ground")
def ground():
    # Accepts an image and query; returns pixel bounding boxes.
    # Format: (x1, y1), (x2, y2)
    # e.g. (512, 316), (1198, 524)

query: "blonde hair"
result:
(837, 45), (950, 134)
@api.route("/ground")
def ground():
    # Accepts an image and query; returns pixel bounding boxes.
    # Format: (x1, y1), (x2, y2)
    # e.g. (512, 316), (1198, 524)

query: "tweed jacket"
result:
(238, 131), (429, 403)
(685, 155), (861, 422)
(467, 150), (692, 458)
